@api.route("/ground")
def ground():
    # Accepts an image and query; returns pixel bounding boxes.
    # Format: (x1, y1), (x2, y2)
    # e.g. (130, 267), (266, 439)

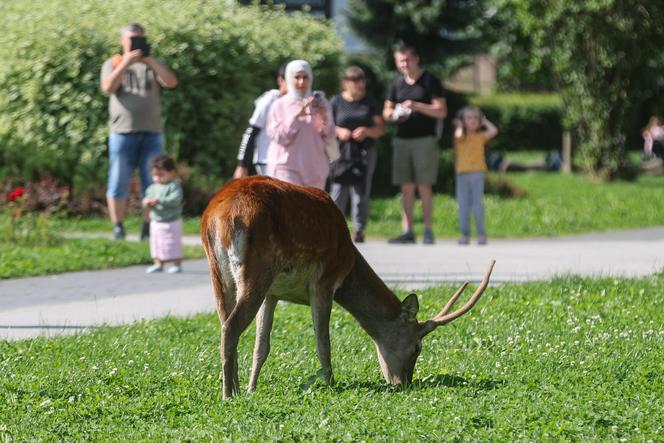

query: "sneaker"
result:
(166, 264), (182, 274)
(388, 231), (416, 244)
(353, 231), (365, 243)
(422, 229), (435, 245)
(478, 235), (488, 245)
(113, 224), (126, 240)
(145, 263), (163, 273)
(140, 221), (150, 241)
(458, 235), (470, 245)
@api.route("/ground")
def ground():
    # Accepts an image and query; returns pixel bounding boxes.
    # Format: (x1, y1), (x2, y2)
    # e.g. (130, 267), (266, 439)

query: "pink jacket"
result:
(266, 94), (336, 187)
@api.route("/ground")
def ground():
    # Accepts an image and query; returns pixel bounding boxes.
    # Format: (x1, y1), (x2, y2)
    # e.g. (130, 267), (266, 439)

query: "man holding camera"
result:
(100, 23), (178, 240)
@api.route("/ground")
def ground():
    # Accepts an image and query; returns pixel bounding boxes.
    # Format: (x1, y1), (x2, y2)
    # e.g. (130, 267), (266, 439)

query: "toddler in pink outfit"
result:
(266, 59), (336, 190)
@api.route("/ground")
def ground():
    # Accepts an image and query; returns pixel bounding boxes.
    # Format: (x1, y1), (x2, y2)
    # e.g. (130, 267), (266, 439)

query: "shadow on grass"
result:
(413, 373), (505, 391)
(321, 373), (505, 394)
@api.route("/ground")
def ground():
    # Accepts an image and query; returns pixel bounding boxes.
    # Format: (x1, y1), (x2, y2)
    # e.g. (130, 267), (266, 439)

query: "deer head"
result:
(353, 262), (495, 386)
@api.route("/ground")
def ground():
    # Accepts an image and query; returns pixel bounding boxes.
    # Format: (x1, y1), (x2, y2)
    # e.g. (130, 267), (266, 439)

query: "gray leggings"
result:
(455, 172), (485, 236)
(330, 147), (377, 233)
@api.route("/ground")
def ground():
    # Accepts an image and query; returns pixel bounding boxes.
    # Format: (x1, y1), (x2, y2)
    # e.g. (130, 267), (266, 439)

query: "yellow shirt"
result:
(454, 132), (487, 173)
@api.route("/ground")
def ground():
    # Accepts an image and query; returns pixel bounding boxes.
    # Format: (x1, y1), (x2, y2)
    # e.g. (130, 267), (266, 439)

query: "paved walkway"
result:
(1, 227), (663, 340)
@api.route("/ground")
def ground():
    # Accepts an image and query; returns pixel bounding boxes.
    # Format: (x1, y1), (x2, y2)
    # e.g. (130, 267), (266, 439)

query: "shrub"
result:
(0, 1), (343, 209)
(467, 93), (563, 152)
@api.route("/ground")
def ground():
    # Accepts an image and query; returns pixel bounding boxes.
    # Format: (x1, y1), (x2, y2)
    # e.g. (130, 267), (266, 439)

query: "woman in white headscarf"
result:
(266, 59), (336, 190)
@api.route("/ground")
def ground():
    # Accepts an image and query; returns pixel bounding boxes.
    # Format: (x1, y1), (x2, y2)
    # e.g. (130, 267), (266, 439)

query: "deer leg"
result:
(248, 295), (278, 392)
(221, 291), (265, 398)
(310, 285), (334, 385)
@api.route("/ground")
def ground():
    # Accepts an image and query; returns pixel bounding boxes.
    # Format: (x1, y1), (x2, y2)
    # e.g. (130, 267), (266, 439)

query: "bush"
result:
(0, 1), (343, 210)
(467, 93), (563, 152)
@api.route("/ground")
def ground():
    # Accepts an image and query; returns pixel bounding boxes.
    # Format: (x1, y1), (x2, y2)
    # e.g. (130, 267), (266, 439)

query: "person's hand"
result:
(142, 55), (155, 67)
(296, 96), (315, 118)
(233, 166), (249, 179)
(122, 49), (143, 67)
(337, 127), (352, 141)
(352, 126), (368, 142)
(402, 100), (416, 111)
(144, 197), (158, 207)
(317, 106), (328, 126)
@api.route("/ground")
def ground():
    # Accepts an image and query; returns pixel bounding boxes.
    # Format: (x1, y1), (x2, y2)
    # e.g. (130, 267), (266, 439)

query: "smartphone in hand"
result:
(311, 91), (322, 108)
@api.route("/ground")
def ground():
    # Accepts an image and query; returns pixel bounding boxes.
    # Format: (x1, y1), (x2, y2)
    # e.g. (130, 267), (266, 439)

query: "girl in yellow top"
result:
(453, 105), (498, 245)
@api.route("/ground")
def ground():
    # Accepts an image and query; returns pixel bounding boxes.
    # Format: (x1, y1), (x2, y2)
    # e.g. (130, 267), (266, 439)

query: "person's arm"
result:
(481, 116), (499, 141)
(233, 125), (260, 178)
(367, 115), (385, 138)
(316, 99), (336, 141)
(643, 131), (654, 155)
(143, 57), (178, 88)
(336, 126), (353, 141)
(158, 183), (183, 209)
(453, 118), (464, 139)
(100, 50), (142, 95)
(267, 99), (311, 147)
(351, 115), (385, 142)
(402, 97), (447, 119)
(383, 100), (396, 122)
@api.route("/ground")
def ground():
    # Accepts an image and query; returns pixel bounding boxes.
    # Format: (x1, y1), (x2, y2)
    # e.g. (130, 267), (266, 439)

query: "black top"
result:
(330, 94), (381, 149)
(387, 71), (444, 139)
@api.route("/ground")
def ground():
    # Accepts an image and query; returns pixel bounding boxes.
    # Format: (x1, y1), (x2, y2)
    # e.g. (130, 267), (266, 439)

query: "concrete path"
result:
(2, 227), (663, 340)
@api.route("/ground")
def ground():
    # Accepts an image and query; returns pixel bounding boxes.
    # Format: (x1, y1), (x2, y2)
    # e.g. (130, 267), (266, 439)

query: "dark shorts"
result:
(392, 136), (438, 185)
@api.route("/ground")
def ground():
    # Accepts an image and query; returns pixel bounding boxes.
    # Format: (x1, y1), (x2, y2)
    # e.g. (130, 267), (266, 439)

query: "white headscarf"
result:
(285, 59), (313, 100)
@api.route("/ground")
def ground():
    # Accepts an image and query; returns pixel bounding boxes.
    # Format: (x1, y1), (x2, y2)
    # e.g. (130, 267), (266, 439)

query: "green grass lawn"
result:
(52, 172), (664, 240)
(1, 274), (662, 441)
(51, 216), (203, 237)
(0, 238), (205, 279)
(368, 172), (664, 238)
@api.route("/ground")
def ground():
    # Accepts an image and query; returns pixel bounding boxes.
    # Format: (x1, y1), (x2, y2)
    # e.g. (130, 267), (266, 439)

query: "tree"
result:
(484, 0), (555, 91)
(512, 0), (664, 179)
(346, 0), (487, 72)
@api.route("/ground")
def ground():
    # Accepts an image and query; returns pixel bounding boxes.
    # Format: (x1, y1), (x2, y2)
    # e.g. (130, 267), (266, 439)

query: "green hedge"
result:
(0, 0), (343, 201)
(467, 93), (564, 152)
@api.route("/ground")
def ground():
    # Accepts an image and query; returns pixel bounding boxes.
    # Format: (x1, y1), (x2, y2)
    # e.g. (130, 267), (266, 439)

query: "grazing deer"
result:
(201, 176), (495, 398)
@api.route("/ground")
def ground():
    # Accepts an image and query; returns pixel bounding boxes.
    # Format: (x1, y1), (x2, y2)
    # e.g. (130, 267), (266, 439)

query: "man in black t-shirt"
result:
(383, 44), (446, 244)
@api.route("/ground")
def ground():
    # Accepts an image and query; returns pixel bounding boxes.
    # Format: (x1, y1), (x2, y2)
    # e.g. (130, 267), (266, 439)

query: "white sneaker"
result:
(145, 264), (163, 274)
(166, 265), (182, 274)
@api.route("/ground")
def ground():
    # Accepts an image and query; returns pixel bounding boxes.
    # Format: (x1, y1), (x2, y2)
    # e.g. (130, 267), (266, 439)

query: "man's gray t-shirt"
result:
(101, 59), (162, 133)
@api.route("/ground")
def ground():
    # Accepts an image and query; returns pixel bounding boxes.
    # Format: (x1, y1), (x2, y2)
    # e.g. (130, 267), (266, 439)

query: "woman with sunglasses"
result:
(329, 66), (385, 243)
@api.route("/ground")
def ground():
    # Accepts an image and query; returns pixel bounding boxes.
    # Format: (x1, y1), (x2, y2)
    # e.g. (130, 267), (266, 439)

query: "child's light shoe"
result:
(166, 264), (182, 274)
(146, 263), (163, 273)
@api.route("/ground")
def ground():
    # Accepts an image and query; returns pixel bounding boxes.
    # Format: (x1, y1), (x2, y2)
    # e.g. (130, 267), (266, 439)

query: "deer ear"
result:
(400, 293), (419, 321)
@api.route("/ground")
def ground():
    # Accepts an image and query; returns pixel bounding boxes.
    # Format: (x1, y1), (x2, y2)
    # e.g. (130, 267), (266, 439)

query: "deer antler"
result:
(434, 282), (469, 318)
(420, 259), (496, 337)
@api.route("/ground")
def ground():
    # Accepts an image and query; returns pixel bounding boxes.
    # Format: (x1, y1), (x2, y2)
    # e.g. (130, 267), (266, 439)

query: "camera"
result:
(130, 36), (151, 57)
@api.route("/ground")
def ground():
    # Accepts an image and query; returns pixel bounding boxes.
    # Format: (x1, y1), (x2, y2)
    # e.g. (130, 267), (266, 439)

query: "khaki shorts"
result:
(392, 136), (439, 185)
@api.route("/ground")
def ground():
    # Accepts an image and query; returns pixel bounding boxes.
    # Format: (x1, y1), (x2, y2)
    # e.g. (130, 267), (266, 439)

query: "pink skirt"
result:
(150, 219), (183, 261)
